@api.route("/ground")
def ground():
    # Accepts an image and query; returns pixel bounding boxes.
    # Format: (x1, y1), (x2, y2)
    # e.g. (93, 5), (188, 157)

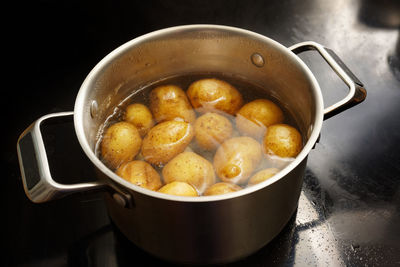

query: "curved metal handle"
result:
(16, 112), (106, 203)
(289, 41), (367, 120)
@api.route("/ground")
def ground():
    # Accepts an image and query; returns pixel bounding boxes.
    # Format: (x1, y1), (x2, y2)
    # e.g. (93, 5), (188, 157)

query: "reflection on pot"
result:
(67, 213), (298, 266)
(66, 179), (346, 266)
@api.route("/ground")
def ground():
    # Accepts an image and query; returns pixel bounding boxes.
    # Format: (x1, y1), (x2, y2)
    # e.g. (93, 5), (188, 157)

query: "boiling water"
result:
(95, 72), (304, 193)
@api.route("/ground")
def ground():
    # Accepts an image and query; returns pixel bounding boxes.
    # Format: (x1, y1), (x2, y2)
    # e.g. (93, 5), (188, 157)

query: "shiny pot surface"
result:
(17, 25), (365, 264)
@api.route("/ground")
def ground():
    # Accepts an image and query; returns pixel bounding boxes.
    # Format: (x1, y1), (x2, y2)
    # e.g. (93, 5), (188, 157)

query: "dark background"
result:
(4, 0), (400, 266)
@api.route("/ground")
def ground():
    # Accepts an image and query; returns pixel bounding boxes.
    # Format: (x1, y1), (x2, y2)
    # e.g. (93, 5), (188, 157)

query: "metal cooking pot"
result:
(16, 25), (366, 264)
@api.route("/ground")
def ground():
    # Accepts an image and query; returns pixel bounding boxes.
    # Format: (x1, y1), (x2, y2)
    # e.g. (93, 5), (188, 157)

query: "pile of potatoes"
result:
(100, 78), (303, 197)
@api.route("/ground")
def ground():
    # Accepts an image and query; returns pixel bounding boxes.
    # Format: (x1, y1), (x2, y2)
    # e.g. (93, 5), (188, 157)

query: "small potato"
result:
(187, 78), (243, 115)
(150, 85), (196, 123)
(248, 168), (280, 185)
(236, 99), (284, 140)
(141, 120), (194, 166)
(194, 112), (233, 150)
(101, 122), (142, 169)
(263, 124), (302, 158)
(158, 181), (199, 197)
(213, 137), (262, 184)
(204, 182), (242, 196)
(163, 152), (215, 194)
(124, 103), (155, 137)
(116, 160), (162, 191)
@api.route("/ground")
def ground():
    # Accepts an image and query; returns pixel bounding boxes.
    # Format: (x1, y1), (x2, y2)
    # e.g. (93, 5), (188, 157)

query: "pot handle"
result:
(16, 112), (106, 203)
(289, 41), (366, 119)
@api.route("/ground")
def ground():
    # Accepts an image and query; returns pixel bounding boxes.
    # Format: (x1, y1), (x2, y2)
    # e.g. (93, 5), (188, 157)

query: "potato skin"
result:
(187, 78), (243, 115)
(141, 120), (194, 166)
(248, 168), (280, 185)
(263, 124), (302, 158)
(124, 103), (155, 137)
(163, 152), (215, 194)
(150, 85), (196, 123)
(236, 99), (284, 140)
(116, 160), (162, 190)
(101, 122), (142, 169)
(204, 182), (242, 196)
(158, 181), (199, 197)
(213, 137), (262, 184)
(194, 112), (233, 150)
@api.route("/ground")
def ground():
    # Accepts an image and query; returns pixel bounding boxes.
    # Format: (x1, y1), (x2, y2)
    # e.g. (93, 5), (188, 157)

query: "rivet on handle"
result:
(251, 53), (265, 67)
(90, 100), (98, 118)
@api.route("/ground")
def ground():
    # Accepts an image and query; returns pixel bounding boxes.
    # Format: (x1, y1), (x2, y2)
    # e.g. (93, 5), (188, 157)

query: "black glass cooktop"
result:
(4, 0), (400, 266)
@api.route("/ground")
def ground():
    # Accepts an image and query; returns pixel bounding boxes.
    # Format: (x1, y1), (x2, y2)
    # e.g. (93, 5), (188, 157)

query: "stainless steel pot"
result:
(16, 25), (366, 264)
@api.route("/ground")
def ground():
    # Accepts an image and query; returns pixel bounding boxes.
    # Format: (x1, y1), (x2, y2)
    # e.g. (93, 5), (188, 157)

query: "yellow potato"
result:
(101, 122), (142, 169)
(141, 120), (194, 166)
(204, 182), (242, 196)
(158, 181), (199, 197)
(248, 168), (280, 185)
(163, 152), (215, 194)
(124, 103), (155, 137)
(236, 99), (284, 140)
(263, 124), (302, 158)
(187, 78), (243, 115)
(149, 85), (196, 123)
(213, 137), (262, 184)
(116, 160), (162, 191)
(194, 112), (233, 150)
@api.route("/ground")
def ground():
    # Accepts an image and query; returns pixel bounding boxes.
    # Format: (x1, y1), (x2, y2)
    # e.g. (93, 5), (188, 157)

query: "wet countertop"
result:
(4, 0), (400, 266)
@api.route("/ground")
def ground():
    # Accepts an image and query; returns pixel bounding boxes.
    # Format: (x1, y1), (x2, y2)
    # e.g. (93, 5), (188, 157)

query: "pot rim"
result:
(74, 24), (324, 203)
